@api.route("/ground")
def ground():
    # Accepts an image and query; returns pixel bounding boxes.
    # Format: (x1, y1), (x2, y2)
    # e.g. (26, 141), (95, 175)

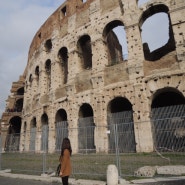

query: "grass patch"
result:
(1, 152), (185, 181)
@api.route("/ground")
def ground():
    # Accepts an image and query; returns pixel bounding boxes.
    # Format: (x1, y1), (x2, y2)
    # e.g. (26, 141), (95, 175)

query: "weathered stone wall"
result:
(1, 0), (185, 153)
(22, 0), (185, 153)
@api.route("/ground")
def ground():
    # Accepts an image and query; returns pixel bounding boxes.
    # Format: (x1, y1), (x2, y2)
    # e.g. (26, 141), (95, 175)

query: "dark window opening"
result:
(79, 103), (94, 118)
(45, 59), (51, 89)
(55, 109), (68, 151)
(8, 117), (21, 134)
(5, 116), (21, 151)
(152, 88), (185, 108)
(41, 113), (49, 151)
(61, 6), (67, 18)
(108, 97), (132, 113)
(78, 103), (95, 153)
(107, 97), (136, 153)
(78, 35), (92, 70)
(38, 33), (41, 39)
(45, 59), (51, 73)
(35, 66), (39, 76)
(35, 66), (39, 83)
(17, 87), (24, 95)
(151, 89), (185, 152)
(14, 99), (23, 112)
(44, 39), (52, 52)
(31, 117), (37, 128)
(30, 117), (36, 151)
(56, 109), (67, 122)
(29, 74), (33, 83)
(103, 20), (128, 66)
(58, 47), (68, 84)
(139, 4), (175, 61)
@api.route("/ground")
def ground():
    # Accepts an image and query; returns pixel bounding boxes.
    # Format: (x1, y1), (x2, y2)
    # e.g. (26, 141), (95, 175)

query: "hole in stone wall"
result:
(45, 59), (51, 89)
(139, 4), (175, 61)
(152, 88), (185, 108)
(44, 39), (52, 52)
(35, 66), (39, 83)
(29, 74), (33, 83)
(41, 113), (48, 125)
(142, 13), (169, 52)
(14, 98), (23, 112)
(56, 109), (67, 122)
(35, 66), (39, 76)
(77, 35), (92, 69)
(79, 103), (94, 118)
(17, 87), (24, 95)
(58, 47), (68, 84)
(45, 59), (51, 73)
(61, 6), (67, 18)
(103, 20), (128, 65)
(8, 116), (21, 134)
(38, 33), (41, 39)
(31, 117), (37, 128)
(108, 97), (132, 113)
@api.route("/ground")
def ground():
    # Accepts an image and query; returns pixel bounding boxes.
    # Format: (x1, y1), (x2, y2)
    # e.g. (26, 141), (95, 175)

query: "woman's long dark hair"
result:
(61, 137), (72, 156)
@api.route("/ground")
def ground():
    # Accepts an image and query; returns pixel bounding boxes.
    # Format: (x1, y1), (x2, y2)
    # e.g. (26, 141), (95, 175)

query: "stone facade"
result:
(1, 0), (185, 153)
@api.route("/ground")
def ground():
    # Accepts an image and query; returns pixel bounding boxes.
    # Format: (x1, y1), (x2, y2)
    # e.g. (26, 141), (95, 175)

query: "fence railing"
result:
(0, 118), (185, 181)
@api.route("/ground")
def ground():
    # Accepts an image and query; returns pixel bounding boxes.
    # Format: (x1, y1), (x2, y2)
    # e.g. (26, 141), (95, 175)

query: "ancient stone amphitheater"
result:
(1, 0), (185, 154)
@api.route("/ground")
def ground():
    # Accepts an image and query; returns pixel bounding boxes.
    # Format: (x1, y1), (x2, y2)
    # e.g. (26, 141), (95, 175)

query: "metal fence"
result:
(0, 116), (185, 180)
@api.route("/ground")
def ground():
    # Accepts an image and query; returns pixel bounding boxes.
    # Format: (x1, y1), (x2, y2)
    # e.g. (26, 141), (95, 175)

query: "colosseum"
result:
(1, 0), (185, 154)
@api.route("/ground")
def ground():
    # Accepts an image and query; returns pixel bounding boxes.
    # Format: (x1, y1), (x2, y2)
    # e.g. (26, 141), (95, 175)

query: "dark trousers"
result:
(62, 176), (69, 185)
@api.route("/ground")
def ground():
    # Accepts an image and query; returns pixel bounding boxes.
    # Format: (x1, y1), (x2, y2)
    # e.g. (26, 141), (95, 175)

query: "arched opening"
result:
(5, 116), (21, 151)
(35, 66), (39, 85)
(55, 109), (68, 151)
(139, 4), (175, 61)
(103, 20), (128, 65)
(44, 39), (52, 52)
(14, 98), (23, 112)
(78, 103), (95, 153)
(45, 59), (51, 90)
(58, 47), (68, 84)
(77, 35), (92, 70)
(29, 117), (37, 151)
(107, 97), (136, 153)
(151, 88), (185, 151)
(41, 113), (49, 151)
(17, 87), (24, 95)
(29, 74), (33, 86)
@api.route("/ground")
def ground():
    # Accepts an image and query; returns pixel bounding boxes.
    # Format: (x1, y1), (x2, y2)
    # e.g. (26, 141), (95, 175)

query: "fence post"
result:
(114, 124), (121, 178)
(42, 125), (47, 174)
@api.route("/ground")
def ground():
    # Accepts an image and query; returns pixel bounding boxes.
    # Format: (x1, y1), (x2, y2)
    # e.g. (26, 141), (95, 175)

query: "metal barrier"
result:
(0, 118), (185, 180)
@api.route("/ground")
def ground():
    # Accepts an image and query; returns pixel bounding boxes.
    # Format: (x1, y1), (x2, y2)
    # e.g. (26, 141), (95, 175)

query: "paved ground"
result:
(0, 176), (59, 185)
(140, 180), (185, 185)
(1, 173), (185, 185)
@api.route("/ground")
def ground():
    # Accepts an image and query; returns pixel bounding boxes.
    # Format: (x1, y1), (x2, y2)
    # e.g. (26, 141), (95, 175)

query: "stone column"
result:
(91, 38), (108, 71)
(133, 83), (154, 152)
(48, 105), (56, 153)
(51, 59), (63, 90)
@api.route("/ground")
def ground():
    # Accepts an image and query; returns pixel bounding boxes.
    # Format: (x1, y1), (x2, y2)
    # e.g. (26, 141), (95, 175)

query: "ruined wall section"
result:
(19, 0), (185, 153)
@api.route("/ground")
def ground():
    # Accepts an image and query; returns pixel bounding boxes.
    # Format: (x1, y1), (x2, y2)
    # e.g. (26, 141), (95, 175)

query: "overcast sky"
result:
(0, 0), (166, 117)
(0, 0), (65, 117)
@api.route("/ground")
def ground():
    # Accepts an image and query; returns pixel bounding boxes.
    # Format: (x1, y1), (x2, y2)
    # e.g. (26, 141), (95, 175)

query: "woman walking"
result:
(59, 138), (72, 185)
